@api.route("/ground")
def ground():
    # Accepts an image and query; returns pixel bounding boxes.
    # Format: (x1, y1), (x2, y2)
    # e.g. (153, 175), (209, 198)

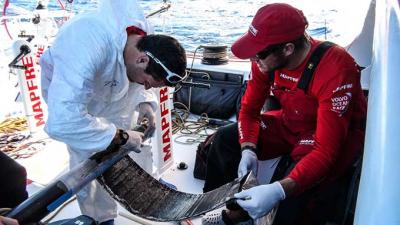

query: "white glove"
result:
(238, 149), (258, 177)
(137, 102), (156, 138)
(121, 130), (144, 153)
(234, 181), (286, 219)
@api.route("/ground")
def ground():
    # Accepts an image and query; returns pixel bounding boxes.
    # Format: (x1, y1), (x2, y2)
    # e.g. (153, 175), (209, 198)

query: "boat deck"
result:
(18, 128), (205, 225)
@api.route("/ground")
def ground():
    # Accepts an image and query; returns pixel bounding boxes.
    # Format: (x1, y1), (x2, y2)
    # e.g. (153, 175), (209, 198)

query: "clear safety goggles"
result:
(145, 51), (186, 84)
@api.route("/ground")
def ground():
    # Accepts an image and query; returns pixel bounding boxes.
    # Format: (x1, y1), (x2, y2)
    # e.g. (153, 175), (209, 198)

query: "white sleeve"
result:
(44, 18), (116, 152)
(133, 85), (158, 111)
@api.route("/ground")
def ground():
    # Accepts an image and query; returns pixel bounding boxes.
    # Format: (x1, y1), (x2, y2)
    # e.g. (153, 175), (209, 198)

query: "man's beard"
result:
(267, 51), (289, 73)
(126, 64), (141, 83)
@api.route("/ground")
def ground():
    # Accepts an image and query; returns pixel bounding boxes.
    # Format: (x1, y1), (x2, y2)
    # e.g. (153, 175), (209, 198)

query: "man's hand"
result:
(137, 102), (156, 138)
(121, 130), (144, 153)
(234, 181), (286, 219)
(0, 216), (19, 225)
(237, 149), (258, 177)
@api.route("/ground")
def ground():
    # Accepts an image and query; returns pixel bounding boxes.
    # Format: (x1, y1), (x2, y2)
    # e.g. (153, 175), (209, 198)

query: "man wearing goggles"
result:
(40, 0), (186, 224)
(123, 33), (187, 90)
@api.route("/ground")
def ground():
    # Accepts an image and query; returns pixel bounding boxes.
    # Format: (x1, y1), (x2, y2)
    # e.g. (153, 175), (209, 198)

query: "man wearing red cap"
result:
(202, 3), (366, 225)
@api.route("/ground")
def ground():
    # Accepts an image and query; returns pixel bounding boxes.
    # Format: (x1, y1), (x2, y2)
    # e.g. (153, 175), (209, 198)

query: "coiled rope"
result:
(0, 117), (27, 133)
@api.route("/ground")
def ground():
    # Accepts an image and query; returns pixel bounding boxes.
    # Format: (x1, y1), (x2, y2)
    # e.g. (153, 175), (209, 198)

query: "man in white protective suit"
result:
(39, 0), (187, 224)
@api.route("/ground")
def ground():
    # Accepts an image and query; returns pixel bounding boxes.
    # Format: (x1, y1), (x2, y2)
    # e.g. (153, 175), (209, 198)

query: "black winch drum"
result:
(201, 45), (229, 65)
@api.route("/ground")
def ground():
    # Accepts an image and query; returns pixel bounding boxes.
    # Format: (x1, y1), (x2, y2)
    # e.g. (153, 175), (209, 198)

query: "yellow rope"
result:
(0, 117), (28, 134)
(171, 102), (220, 144)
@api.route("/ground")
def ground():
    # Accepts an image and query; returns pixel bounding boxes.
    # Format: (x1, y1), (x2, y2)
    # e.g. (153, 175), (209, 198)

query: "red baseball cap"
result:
(231, 3), (308, 59)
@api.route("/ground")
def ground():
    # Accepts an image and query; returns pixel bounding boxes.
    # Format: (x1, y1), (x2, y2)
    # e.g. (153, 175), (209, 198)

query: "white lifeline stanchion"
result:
(6, 2), (60, 135)
(151, 86), (174, 176)
(354, 0), (400, 224)
(11, 39), (47, 134)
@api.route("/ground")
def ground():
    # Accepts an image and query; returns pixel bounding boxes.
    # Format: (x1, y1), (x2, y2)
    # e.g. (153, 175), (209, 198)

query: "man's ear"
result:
(283, 43), (295, 57)
(136, 52), (150, 69)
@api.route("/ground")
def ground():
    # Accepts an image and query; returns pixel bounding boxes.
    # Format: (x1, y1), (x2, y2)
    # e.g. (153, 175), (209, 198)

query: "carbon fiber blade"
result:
(97, 156), (257, 221)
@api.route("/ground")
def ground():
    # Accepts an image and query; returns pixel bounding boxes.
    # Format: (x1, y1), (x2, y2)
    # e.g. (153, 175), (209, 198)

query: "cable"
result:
(42, 196), (77, 224)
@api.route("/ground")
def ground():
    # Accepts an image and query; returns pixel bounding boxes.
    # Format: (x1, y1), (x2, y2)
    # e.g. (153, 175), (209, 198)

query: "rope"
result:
(174, 46), (203, 108)
(0, 117), (49, 159)
(172, 44), (233, 144)
(0, 208), (11, 216)
(176, 47), (211, 111)
(187, 46), (202, 76)
(172, 102), (220, 145)
(56, 0), (66, 10)
(0, 117), (28, 134)
(0, 133), (48, 159)
(2, 0), (13, 40)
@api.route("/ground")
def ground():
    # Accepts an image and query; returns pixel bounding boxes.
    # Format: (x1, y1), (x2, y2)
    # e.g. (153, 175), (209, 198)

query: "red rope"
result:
(56, 0), (65, 10)
(1, 0), (9, 16)
(2, 0), (13, 40)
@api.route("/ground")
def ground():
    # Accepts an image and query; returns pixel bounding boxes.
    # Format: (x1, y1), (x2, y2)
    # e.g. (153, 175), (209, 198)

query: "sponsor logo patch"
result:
(331, 92), (352, 116)
(104, 80), (119, 87)
(279, 73), (299, 82)
(159, 87), (172, 162)
(299, 139), (315, 145)
(333, 84), (353, 93)
(249, 24), (258, 36)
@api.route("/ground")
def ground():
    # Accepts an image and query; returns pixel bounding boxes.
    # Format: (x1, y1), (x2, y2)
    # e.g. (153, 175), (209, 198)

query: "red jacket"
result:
(238, 38), (367, 193)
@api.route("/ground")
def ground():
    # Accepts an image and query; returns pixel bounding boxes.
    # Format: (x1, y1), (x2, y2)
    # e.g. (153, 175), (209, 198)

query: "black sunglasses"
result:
(255, 43), (287, 60)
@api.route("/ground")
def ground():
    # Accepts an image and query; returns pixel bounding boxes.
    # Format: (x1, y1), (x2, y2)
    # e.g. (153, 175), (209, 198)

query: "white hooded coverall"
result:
(40, 0), (156, 222)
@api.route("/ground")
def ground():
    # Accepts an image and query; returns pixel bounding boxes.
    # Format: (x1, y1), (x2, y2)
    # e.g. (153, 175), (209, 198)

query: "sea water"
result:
(0, 0), (371, 118)
(1, 0), (371, 51)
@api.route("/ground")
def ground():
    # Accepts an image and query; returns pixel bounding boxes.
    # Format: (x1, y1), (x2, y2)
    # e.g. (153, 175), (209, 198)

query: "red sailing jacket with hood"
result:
(238, 38), (367, 193)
